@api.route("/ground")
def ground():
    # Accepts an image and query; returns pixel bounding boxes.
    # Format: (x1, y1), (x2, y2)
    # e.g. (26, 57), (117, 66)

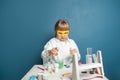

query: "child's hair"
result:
(55, 19), (70, 31)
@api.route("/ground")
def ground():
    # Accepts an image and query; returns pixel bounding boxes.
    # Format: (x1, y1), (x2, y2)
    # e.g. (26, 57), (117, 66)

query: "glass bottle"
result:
(86, 48), (92, 64)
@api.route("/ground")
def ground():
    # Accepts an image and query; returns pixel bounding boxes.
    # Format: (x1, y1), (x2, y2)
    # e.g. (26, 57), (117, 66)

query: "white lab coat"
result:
(41, 37), (81, 65)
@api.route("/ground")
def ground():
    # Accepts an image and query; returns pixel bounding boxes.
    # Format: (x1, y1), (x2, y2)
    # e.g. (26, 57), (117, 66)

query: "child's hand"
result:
(48, 47), (58, 56)
(70, 49), (77, 55)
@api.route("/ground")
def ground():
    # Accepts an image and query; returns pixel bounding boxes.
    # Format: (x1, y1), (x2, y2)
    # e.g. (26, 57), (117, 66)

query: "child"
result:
(41, 19), (81, 65)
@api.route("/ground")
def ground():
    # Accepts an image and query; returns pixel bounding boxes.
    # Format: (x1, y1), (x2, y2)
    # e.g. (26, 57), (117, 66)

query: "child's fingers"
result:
(51, 48), (58, 55)
(54, 47), (58, 51)
(70, 49), (77, 54)
(48, 50), (52, 55)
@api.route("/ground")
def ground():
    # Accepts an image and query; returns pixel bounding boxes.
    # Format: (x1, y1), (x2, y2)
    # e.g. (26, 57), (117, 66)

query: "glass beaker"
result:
(57, 58), (64, 69)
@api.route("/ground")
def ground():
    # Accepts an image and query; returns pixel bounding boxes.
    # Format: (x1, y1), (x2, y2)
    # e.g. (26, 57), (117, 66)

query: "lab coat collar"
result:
(55, 37), (70, 43)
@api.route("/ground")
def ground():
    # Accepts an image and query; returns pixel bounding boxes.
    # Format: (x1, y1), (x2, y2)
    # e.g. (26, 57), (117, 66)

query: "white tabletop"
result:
(21, 65), (108, 80)
(21, 65), (72, 80)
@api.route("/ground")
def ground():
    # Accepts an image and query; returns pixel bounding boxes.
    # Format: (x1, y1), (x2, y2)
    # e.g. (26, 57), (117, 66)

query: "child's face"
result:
(56, 30), (69, 41)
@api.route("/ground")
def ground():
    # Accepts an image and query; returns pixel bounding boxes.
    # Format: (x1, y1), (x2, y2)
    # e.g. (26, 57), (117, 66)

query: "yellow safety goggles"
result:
(57, 30), (69, 36)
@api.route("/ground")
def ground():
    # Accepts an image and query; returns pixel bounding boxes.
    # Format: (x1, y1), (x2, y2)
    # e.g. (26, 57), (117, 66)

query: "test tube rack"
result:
(72, 50), (108, 80)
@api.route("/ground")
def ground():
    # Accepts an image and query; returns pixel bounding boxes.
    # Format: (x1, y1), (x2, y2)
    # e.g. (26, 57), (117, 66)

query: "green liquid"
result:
(58, 61), (63, 69)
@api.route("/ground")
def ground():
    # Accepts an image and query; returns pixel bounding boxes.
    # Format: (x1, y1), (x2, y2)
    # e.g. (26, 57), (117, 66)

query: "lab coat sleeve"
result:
(70, 39), (81, 61)
(41, 38), (56, 64)
(41, 41), (52, 64)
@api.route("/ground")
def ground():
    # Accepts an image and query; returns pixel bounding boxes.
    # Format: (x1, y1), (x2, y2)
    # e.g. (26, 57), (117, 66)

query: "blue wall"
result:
(1, 0), (120, 80)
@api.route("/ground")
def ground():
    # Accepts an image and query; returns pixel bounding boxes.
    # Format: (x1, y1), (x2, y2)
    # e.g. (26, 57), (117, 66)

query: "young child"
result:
(41, 19), (81, 65)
